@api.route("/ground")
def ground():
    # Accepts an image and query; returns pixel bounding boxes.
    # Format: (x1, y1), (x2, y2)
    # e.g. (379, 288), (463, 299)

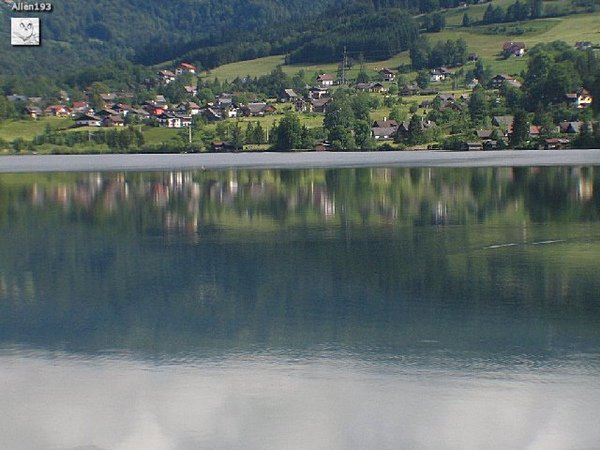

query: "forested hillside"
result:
(0, 0), (451, 77)
(0, 0), (340, 75)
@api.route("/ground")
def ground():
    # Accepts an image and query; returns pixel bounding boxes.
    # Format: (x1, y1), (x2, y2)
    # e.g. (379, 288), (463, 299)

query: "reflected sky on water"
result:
(2, 351), (600, 450)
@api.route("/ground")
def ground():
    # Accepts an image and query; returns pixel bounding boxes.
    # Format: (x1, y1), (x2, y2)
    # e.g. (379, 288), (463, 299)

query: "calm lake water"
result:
(1, 167), (600, 450)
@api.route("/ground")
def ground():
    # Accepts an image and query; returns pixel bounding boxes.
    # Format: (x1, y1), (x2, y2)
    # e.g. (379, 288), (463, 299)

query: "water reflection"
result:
(1, 168), (599, 355)
(1, 167), (598, 235)
(1, 167), (600, 448)
(2, 351), (600, 450)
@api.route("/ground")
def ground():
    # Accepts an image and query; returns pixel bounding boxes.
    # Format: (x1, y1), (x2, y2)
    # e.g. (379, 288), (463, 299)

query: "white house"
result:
(76, 113), (102, 127)
(316, 74), (335, 87)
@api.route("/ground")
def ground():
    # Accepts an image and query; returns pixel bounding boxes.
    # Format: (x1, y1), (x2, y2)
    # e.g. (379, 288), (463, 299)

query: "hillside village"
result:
(1, 37), (599, 152)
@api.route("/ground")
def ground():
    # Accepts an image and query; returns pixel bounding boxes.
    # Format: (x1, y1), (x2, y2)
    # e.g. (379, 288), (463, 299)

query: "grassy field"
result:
(204, 8), (600, 82)
(0, 117), (72, 141)
(206, 54), (413, 83)
(203, 55), (287, 80)
(142, 126), (183, 144)
(429, 12), (600, 74)
(443, 0), (535, 26)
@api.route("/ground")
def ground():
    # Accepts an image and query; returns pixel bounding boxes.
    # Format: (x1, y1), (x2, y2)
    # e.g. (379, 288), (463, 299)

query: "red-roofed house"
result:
(44, 105), (70, 117)
(529, 125), (541, 138)
(71, 101), (90, 115)
(177, 62), (197, 75)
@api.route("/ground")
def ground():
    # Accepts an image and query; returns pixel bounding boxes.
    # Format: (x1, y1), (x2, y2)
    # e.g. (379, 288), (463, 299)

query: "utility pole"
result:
(341, 46), (347, 85)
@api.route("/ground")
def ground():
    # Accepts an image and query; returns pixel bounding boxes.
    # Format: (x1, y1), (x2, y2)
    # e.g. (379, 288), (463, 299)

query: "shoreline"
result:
(2, 150), (600, 173)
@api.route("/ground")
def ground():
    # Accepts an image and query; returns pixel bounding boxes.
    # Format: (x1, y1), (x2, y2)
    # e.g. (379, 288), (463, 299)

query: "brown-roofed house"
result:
(316, 74), (335, 87)
(502, 42), (526, 57)
(378, 68), (396, 82)
(158, 70), (176, 84)
(559, 121), (583, 134)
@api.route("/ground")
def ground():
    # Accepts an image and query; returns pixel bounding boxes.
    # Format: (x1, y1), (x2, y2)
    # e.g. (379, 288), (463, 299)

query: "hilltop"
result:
(0, 0), (339, 75)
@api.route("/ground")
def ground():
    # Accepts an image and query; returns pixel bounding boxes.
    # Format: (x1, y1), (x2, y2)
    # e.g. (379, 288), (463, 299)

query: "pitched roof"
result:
(245, 102), (272, 114)
(179, 62), (197, 70)
(503, 41), (525, 51)
(372, 127), (397, 138)
(311, 98), (331, 108)
(559, 121), (583, 133)
(492, 74), (514, 81)
(283, 89), (299, 98)
(158, 70), (176, 77)
(103, 115), (124, 123)
(317, 74), (335, 81)
(373, 119), (398, 128)
(77, 113), (101, 121)
(436, 94), (455, 102)
(44, 104), (69, 112)
(493, 115), (514, 128)
(24, 106), (42, 114)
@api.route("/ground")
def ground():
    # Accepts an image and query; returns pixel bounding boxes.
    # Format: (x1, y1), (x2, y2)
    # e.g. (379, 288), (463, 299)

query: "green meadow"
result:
(0, 117), (72, 142)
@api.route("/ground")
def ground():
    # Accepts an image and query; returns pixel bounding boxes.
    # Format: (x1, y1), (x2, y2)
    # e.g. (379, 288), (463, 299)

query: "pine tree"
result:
(462, 13), (471, 27)
(530, 0), (543, 19)
(430, 13), (446, 32)
(408, 114), (424, 145)
(230, 123), (244, 150)
(245, 122), (255, 144)
(575, 122), (594, 148)
(253, 122), (265, 144)
(468, 88), (488, 125)
(356, 69), (370, 84)
(510, 110), (529, 149)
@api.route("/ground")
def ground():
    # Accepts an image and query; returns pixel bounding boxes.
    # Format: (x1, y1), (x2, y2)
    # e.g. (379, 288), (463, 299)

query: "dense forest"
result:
(0, 0), (337, 75)
(0, 0), (467, 77)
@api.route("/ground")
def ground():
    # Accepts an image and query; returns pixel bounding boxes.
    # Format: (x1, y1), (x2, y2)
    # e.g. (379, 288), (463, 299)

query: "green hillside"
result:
(1, 0), (597, 80)
(0, 0), (340, 75)
(207, 10), (600, 81)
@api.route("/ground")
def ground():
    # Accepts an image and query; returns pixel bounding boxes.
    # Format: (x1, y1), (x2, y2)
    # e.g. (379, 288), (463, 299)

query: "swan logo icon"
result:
(11, 18), (40, 46)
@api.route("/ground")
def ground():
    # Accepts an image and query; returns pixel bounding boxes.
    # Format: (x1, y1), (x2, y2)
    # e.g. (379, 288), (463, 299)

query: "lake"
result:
(1, 166), (600, 449)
